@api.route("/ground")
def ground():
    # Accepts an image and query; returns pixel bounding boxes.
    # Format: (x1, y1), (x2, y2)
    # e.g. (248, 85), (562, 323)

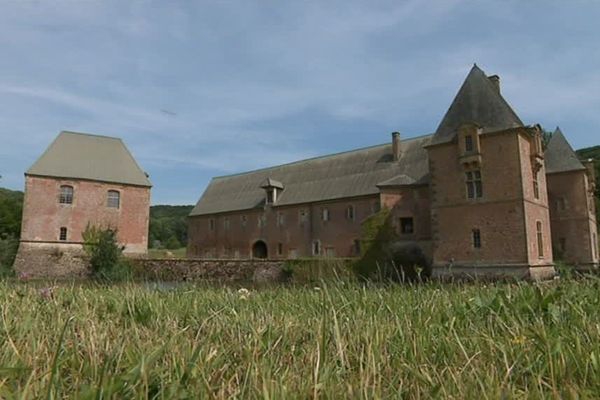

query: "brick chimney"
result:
(488, 75), (500, 94)
(392, 132), (401, 161)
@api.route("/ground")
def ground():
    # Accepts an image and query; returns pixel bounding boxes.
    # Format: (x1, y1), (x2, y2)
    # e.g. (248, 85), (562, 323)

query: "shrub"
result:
(0, 234), (18, 277)
(83, 225), (131, 282)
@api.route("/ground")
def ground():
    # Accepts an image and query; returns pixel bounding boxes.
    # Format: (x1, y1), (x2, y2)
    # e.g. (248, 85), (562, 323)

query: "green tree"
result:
(82, 225), (130, 282)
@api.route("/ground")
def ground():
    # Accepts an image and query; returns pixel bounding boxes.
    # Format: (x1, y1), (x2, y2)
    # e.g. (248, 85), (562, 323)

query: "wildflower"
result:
(18, 271), (30, 281)
(238, 288), (250, 300)
(511, 335), (527, 345)
(314, 287), (321, 291)
(39, 287), (55, 300)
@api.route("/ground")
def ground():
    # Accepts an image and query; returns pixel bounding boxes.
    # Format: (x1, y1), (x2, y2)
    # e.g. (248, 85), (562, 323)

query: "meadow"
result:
(1, 277), (600, 399)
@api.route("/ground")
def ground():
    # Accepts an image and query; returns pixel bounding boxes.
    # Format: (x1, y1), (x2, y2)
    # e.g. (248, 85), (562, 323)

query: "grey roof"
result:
(27, 131), (152, 187)
(431, 65), (523, 145)
(545, 127), (586, 174)
(190, 134), (432, 216)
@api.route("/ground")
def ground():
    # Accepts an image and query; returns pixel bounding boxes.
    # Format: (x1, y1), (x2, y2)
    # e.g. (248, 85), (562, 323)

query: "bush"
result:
(0, 234), (18, 277)
(83, 225), (131, 282)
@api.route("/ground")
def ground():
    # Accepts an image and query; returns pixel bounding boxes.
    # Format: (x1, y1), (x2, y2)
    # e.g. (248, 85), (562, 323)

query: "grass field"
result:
(1, 278), (600, 398)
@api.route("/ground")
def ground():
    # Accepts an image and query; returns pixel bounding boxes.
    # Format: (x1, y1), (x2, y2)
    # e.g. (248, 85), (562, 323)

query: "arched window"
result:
(107, 190), (120, 208)
(59, 185), (74, 204)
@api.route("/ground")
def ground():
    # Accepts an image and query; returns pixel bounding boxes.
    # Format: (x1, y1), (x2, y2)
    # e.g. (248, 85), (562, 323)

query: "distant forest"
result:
(0, 143), (598, 248)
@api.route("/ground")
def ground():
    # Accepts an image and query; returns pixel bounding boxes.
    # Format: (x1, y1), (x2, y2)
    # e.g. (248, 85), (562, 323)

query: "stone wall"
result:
(14, 242), (89, 279)
(130, 258), (286, 282)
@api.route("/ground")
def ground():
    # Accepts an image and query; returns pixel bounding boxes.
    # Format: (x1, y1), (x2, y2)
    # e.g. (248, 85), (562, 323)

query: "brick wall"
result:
(20, 175), (150, 254)
(187, 195), (381, 259)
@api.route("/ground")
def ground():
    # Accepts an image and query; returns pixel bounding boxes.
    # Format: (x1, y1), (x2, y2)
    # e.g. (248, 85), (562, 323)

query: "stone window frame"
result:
(465, 134), (474, 153)
(465, 170), (483, 200)
(536, 220), (544, 258)
(107, 190), (120, 209)
(533, 170), (540, 200)
(59, 185), (74, 205)
(277, 212), (285, 227)
(321, 208), (330, 222)
(346, 205), (355, 221)
(312, 240), (321, 256)
(472, 229), (482, 249)
(399, 217), (414, 235)
(59, 227), (68, 241)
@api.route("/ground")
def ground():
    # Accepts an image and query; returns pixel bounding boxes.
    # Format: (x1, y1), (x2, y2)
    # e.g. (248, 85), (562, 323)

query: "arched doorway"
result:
(252, 240), (268, 259)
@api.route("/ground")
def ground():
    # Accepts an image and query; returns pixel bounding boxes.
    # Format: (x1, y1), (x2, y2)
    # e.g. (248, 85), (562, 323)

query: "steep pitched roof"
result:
(190, 134), (432, 216)
(545, 127), (586, 174)
(431, 65), (523, 145)
(27, 131), (152, 187)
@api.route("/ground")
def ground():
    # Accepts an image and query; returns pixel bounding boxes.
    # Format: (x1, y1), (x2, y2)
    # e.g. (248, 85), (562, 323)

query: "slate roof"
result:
(431, 64), (524, 145)
(545, 127), (586, 174)
(27, 131), (152, 187)
(190, 134), (433, 216)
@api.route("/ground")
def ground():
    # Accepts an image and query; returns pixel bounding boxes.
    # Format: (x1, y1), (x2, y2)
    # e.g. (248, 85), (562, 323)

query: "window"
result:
(312, 240), (321, 256)
(59, 227), (67, 241)
(277, 242), (283, 256)
(533, 171), (540, 200)
(346, 205), (355, 221)
(277, 212), (285, 227)
(258, 214), (266, 228)
(557, 198), (567, 211)
(107, 190), (120, 208)
(266, 189), (275, 204)
(466, 170), (483, 199)
(299, 209), (308, 224)
(472, 229), (482, 249)
(59, 185), (73, 204)
(537, 221), (544, 258)
(321, 208), (330, 222)
(241, 215), (247, 228)
(372, 201), (381, 214)
(593, 233), (597, 260)
(400, 217), (414, 234)
(465, 135), (474, 152)
(209, 219), (215, 231)
(325, 247), (336, 257)
(223, 217), (230, 230)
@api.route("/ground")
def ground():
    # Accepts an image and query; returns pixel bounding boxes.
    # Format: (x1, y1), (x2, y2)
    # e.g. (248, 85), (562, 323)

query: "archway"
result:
(252, 240), (268, 259)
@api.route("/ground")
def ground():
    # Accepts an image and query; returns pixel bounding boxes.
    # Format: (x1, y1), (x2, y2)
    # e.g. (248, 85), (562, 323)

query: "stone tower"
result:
(426, 65), (555, 280)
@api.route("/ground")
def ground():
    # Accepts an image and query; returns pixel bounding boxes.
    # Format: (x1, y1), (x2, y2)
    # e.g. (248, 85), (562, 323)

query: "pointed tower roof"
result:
(27, 131), (152, 187)
(431, 65), (524, 145)
(545, 127), (586, 174)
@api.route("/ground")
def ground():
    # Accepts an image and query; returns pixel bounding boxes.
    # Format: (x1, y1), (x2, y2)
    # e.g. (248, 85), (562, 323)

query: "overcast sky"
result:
(1, 1), (599, 205)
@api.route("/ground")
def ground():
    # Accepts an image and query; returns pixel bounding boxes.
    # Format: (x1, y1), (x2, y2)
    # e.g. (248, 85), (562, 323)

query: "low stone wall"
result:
(130, 259), (287, 282)
(14, 242), (89, 279)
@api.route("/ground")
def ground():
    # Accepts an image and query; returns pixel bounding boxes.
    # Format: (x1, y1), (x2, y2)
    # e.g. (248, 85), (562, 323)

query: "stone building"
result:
(14, 131), (151, 277)
(188, 65), (598, 279)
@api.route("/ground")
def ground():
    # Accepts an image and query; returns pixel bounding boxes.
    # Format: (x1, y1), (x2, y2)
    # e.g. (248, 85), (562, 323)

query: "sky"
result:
(1, 1), (599, 205)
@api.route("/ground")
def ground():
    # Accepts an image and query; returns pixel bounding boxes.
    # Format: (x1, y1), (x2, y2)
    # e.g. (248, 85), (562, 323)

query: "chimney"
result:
(488, 75), (500, 94)
(392, 132), (401, 161)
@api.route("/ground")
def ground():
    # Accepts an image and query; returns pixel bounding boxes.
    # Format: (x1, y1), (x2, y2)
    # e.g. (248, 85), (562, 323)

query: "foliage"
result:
(82, 225), (130, 282)
(354, 208), (428, 281)
(149, 205), (193, 249)
(2, 279), (600, 397)
(282, 258), (355, 283)
(576, 145), (600, 216)
(0, 235), (18, 277)
(0, 188), (23, 238)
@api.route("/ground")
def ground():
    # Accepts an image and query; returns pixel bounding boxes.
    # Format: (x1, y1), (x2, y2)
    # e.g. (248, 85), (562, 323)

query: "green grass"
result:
(147, 247), (187, 259)
(1, 278), (600, 398)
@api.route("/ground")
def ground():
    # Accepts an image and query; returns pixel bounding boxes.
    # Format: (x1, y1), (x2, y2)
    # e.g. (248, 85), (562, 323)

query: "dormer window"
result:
(260, 178), (284, 205)
(465, 135), (474, 153)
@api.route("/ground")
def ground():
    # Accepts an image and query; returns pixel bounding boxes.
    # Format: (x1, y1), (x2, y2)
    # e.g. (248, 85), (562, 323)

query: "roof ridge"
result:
(211, 133), (434, 180)
(60, 130), (122, 140)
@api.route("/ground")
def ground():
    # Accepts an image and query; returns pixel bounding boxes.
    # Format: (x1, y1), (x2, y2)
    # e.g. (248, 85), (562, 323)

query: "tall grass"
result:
(1, 278), (600, 398)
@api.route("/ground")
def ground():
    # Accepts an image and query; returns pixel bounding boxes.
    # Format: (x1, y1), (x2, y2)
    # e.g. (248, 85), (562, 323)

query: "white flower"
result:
(313, 287), (321, 291)
(238, 288), (250, 295)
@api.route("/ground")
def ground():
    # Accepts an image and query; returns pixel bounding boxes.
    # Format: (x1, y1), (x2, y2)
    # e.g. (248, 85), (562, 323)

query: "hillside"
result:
(149, 205), (194, 249)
